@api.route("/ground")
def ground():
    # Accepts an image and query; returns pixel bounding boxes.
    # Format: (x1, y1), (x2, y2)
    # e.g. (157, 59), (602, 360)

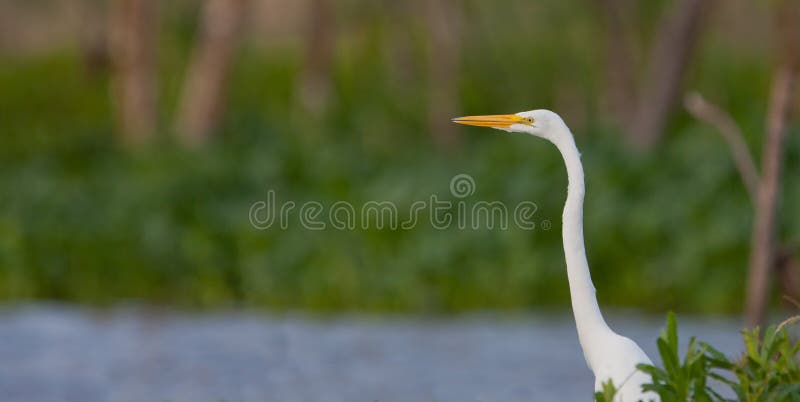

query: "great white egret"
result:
(453, 110), (658, 402)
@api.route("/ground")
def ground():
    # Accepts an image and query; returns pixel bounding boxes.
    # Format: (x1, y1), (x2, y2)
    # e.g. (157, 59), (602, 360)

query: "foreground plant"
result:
(595, 313), (800, 402)
(710, 323), (800, 401)
(636, 312), (718, 401)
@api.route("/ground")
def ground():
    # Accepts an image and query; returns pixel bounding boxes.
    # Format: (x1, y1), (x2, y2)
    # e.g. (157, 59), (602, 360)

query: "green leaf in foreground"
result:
(595, 314), (800, 402)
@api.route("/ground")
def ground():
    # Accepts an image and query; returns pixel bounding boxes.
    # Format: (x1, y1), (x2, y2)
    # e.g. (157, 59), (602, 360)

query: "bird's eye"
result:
(526, 117), (534, 123)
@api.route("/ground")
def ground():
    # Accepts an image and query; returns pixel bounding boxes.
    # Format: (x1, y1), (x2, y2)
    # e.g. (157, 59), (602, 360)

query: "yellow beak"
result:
(451, 114), (532, 129)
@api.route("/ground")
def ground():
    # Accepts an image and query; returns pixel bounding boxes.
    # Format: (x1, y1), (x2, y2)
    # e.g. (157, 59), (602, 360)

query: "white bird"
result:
(453, 110), (658, 402)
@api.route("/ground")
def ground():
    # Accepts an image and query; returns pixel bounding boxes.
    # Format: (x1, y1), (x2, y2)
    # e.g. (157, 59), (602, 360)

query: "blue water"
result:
(0, 304), (745, 402)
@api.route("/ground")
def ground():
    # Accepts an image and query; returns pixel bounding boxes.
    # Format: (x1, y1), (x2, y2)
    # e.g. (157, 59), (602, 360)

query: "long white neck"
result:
(550, 124), (614, 370)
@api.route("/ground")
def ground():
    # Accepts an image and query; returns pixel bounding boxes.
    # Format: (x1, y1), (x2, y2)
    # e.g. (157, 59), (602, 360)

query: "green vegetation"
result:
(0, 1), (798, 313)
(595, 313), (800, 402)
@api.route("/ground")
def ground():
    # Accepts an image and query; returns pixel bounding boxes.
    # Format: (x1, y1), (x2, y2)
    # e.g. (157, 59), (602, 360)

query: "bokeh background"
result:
(1, 0), (798, 319)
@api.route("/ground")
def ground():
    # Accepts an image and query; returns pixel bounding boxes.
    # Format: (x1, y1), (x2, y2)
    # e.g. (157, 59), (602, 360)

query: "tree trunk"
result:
(426, 0), (462, 151)
(597, 0), (638, 128)
(175, 0), (247, 148)
(79, 0), (110, 76)
(108, 0), (157, 147)
(297, 0), (335, 115)
(630, 0), (712, 150)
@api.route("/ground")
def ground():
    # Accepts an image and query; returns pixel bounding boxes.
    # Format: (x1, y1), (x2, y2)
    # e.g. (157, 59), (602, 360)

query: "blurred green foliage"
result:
(0, 0), (797, 313)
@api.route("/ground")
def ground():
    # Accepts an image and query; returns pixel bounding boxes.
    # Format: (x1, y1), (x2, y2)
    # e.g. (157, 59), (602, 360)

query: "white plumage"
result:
(453, 110), (658, 402)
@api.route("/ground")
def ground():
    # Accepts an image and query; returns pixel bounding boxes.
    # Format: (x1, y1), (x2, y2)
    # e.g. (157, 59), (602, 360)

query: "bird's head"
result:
(451, 109), (565, 141)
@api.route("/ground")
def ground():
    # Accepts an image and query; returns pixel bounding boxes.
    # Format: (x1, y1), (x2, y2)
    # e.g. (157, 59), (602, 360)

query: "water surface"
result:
(0, 305), (744, 402)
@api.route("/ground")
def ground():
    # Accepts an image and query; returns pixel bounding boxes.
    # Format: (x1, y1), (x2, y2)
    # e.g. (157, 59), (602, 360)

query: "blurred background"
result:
(0, 0), (798, 400)
(2, 0), (798, 316)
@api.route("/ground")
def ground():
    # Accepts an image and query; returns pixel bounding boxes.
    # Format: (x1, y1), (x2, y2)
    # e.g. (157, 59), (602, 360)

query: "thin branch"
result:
(782, 295), (800, 310)
(745, 0), (800, 326)
(684, 92), (760, 203)
(776, 315), (800, 333)
(745, 64), (797, 328)
(686, 92), (800, 310)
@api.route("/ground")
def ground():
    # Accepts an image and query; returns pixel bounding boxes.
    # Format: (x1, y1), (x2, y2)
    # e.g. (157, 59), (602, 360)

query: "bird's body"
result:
(588, 332), (654, 399)
(453, 110), (658, 402)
